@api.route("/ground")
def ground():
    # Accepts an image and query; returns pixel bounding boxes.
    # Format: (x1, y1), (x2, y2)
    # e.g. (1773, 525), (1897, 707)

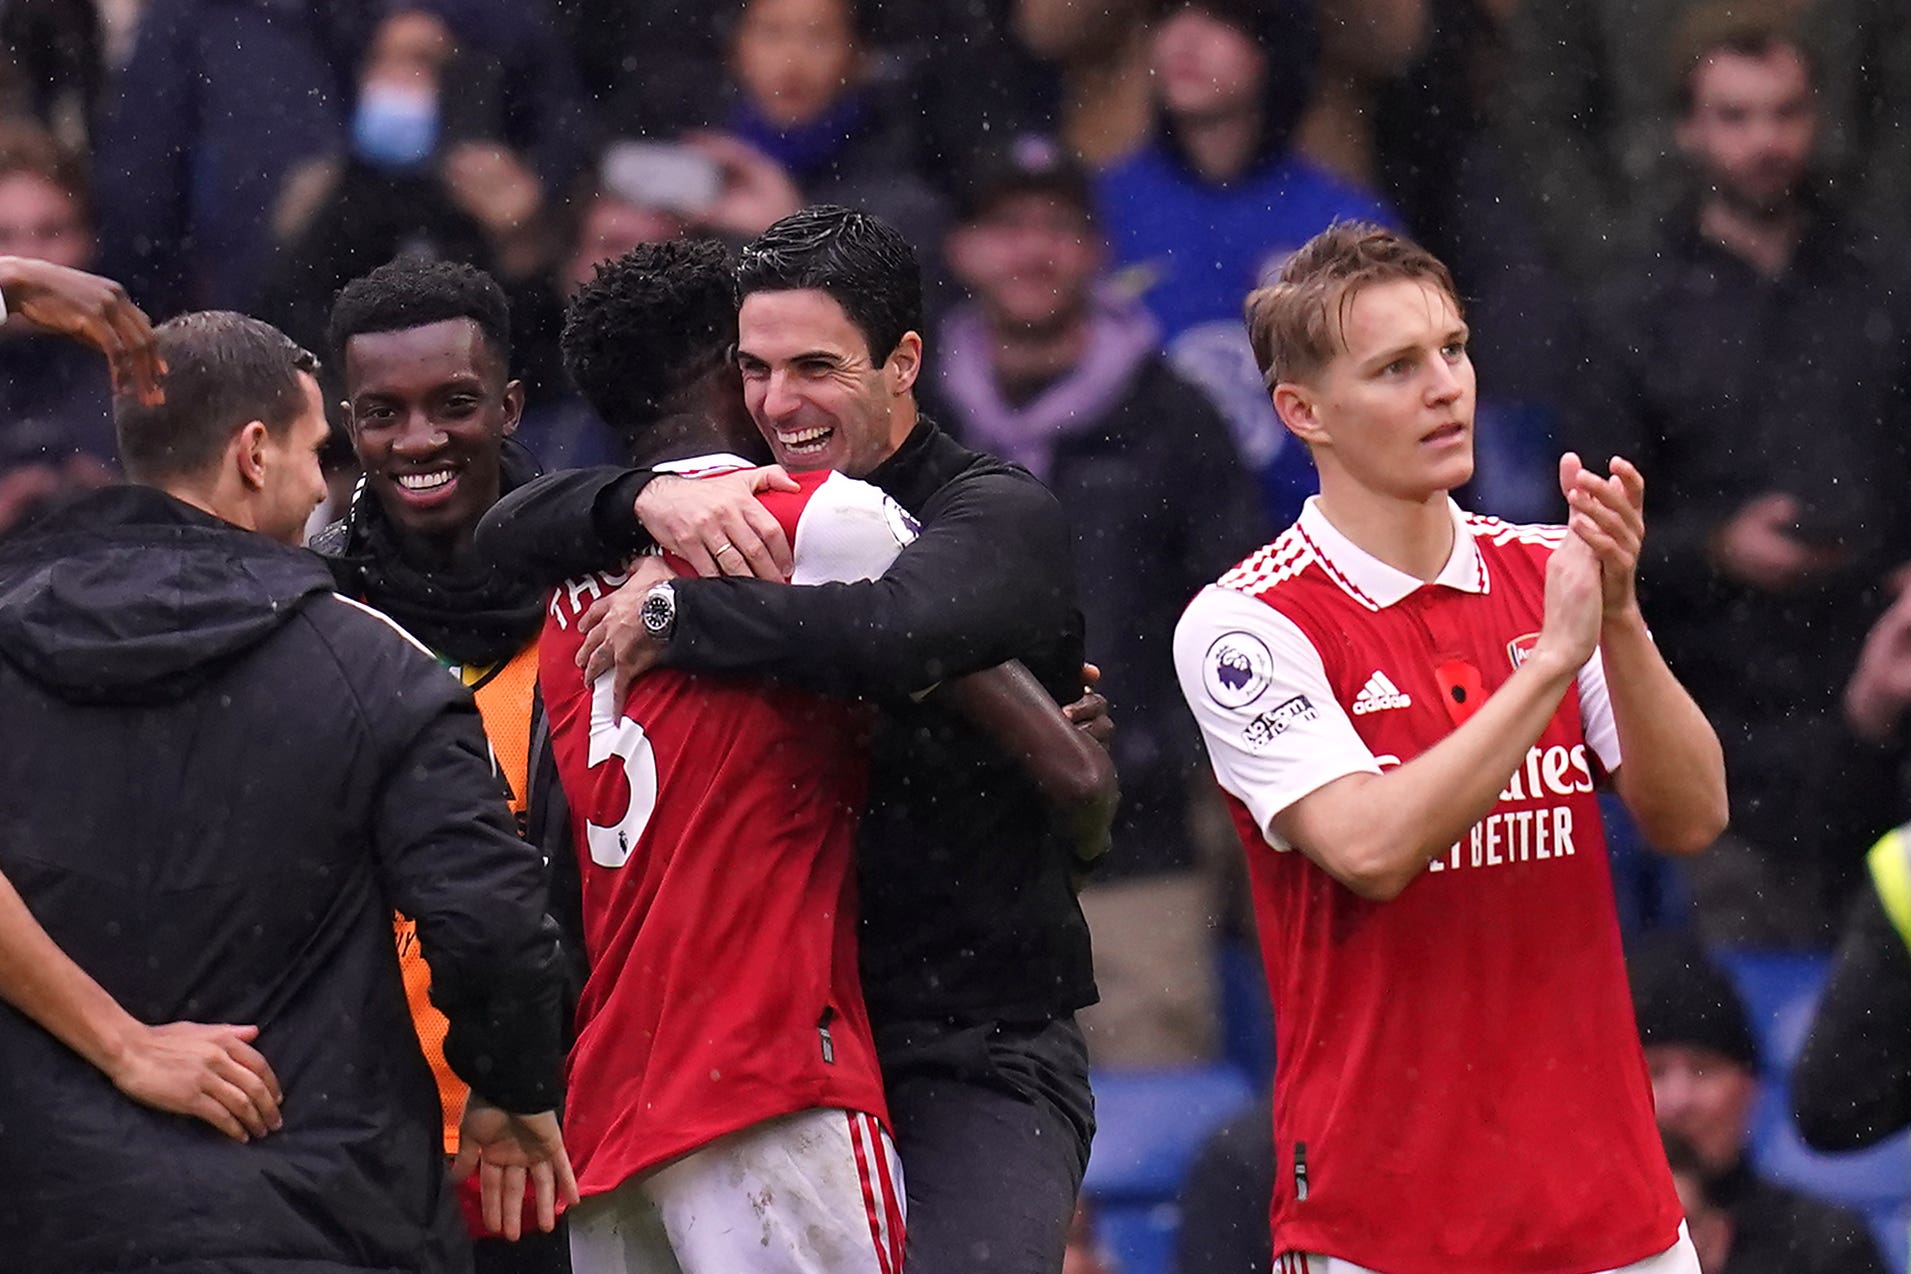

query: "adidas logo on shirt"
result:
(1351, 670), (1413, 715)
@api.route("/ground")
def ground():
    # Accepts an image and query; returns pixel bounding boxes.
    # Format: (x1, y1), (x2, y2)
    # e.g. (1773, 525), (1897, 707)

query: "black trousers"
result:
(471, 1222), (570, 1274)
(879, 1016), (1096, 1274)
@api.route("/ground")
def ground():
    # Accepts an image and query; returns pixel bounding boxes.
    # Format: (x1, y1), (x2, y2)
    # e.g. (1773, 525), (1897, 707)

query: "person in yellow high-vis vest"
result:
(1794, 822), (1911, 1270)
(312, 257), (574, 1274)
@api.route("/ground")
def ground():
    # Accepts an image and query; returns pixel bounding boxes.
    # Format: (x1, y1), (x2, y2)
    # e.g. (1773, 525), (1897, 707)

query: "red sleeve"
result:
(749, 469), (833, 543)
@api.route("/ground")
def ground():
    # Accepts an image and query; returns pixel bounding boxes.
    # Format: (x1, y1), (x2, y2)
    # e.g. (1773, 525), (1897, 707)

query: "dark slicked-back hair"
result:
(563, 238), (739, 437)
(737, 205), (921, 362)
(115, 312), (318, 483)
(326, 257), (512, 369)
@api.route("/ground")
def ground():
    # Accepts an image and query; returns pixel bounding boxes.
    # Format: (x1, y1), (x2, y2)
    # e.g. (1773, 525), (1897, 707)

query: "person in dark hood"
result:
(1097, 0), (1390, 529)
(311, 256), (573, 1273)
(0, 256), (292, 1147)
(0, 305), (575, 1271)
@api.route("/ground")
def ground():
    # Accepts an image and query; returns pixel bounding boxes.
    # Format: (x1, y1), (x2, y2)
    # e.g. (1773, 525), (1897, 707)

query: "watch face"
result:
(641, 588), (673, 635)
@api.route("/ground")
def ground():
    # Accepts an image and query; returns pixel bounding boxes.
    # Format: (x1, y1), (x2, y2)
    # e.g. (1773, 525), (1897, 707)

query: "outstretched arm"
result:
(1561, 453), (1728, 854)
(0, 256), (164, 404)
(368, 664), (576, 1236)
(0, 865), (282, 1141)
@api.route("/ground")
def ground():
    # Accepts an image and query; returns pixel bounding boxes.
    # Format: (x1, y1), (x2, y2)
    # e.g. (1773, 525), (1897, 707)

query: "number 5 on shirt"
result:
(585, 674), (657, 868)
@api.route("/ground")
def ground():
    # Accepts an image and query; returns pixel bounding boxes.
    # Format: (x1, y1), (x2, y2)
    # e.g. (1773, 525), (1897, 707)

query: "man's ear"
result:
(233, 420), (271, 491)
(1273, 382), (1329, 448)
(501, 379), (525, 437)
(886, 331), (923, 396)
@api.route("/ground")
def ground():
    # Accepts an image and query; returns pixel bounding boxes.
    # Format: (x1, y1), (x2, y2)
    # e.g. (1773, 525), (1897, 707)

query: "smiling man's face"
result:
(344, 317), (521, 555)
(735, 288), (916, 478)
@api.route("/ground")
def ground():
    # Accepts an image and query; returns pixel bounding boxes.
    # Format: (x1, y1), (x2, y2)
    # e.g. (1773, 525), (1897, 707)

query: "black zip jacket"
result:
(477, 419), (1099, 1024)
(0, 486), (565, 1274)
(1793, 883), (1911, 1152)
(310, 442), (586, 1009)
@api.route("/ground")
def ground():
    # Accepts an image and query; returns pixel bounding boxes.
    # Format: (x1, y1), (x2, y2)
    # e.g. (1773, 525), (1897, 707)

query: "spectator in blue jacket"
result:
(1097, 0), (1387, 528)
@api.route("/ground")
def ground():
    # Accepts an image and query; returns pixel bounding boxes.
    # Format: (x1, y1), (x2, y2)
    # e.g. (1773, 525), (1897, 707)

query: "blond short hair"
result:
(1244, 221), (1462, 388)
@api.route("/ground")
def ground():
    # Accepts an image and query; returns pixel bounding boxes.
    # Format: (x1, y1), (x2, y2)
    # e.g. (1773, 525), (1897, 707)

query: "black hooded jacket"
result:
(0, 486), (565, 1274)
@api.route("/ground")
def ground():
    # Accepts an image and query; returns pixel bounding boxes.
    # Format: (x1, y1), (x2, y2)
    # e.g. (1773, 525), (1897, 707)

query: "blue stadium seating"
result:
(1082, 1065), (1258, 1274)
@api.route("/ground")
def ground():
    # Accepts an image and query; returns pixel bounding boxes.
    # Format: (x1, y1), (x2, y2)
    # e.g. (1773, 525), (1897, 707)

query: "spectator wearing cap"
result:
(1095, 0), (1390, 530)
(1629, 937), (1887, 1274)
(930, 138), (1266, 1066)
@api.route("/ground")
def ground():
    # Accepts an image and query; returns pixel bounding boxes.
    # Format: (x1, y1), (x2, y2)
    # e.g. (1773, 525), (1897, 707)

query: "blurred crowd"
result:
(4, 0), (1911, 1269)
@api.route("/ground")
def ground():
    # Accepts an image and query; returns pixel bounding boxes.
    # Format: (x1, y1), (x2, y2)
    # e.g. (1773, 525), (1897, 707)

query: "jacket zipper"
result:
(1294, 1140), (1309, 1201)
(818, 1007), (836, 1064)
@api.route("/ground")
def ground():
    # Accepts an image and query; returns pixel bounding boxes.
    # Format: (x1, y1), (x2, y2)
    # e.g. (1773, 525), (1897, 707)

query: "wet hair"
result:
(1243, 220), (1462, 387)
(115, 312), (318, 483)
(1671, 1), (1816, 115)
(563, 237), (739, 434)
(326, 257), (512, 371)
(736, 205), (920, 362)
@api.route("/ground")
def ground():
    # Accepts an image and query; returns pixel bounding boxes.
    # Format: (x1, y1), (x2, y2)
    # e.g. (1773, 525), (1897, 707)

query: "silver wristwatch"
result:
(639, 581), (677, 641)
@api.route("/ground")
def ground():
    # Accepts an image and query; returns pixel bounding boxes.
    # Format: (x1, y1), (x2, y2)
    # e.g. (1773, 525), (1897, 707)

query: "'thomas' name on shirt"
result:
(1173, 498), (1682, 1274)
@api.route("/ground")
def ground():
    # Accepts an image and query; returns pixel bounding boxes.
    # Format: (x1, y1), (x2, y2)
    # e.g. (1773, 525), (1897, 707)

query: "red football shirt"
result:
(1174, 498), (1681, 1274)
(541, 456), (915, 1200)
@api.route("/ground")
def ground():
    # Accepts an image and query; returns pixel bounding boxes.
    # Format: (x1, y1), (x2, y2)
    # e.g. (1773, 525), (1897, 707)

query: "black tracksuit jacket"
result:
(0, 486), (565, 1274)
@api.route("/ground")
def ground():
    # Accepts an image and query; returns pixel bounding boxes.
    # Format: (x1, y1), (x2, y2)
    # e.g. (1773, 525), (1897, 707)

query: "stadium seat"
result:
(1716, 947), (1911, 1274)
(1083, 1066), (1258, 1274)
(1216, 937), (1274, 1087)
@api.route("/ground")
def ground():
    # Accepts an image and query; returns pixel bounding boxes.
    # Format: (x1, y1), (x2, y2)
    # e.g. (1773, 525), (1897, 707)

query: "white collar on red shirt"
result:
(650, 452), (757, 476)
(1294, 496), (1488, 610)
